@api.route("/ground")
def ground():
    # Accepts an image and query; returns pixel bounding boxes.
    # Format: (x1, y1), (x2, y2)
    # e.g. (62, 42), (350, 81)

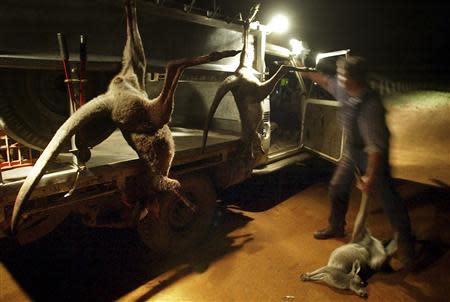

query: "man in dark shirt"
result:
(301, 56), (415, 265)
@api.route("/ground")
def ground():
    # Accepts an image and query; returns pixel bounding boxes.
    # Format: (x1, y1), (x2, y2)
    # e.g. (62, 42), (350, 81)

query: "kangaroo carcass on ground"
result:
(300, 185), (398, 298)
(11, 0), (239, 233)
(201, 3), (303, 162)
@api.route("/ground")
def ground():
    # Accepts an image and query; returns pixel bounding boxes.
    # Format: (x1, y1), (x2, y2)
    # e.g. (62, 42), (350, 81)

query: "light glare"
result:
(267, 15), (289, 33)
(289, 39), (304, 55)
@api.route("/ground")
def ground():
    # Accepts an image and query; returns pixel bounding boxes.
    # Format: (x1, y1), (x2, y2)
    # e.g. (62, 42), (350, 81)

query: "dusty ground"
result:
(387, 90), (450, 186)
(0, 162), (449, 302)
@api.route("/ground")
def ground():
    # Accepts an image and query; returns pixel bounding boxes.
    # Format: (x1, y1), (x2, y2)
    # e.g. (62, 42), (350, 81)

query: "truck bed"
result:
(0, 128), (240, 202)
(77, 127), (240, 168)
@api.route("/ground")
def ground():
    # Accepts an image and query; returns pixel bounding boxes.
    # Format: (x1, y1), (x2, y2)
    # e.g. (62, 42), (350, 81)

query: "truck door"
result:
(267, 55), (303, 156)
(300, 51), (349, 162)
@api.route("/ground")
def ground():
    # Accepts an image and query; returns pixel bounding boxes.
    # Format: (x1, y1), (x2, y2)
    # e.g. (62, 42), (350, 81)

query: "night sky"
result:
(179, 0), (450, 82)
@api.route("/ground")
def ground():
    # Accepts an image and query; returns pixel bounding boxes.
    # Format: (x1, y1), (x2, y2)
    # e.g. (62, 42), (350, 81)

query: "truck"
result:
(0, 0), (354, 255)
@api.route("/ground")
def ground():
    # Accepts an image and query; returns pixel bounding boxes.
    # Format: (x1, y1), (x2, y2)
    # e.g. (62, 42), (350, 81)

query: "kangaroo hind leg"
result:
(301, 266), (332, 282)
(121, 0), (146, 90)
(301, 266), (349, 290)
(124, 128), (180, 193)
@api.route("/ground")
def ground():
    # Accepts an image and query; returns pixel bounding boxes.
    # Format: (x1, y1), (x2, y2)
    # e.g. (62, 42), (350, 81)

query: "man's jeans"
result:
(328, 155), (413, 243)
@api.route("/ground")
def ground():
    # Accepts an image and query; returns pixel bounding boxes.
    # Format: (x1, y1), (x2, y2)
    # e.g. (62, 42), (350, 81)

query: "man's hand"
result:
(356, 175), (375, 193)
(359, 152), (382, 194)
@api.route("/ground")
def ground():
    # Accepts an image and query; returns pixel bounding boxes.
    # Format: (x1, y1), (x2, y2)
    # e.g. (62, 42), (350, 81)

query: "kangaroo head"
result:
(348, 260), (368, 298)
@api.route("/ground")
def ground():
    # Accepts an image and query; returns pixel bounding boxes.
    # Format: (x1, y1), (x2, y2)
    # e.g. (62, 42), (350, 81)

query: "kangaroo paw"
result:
(151, 175), (181, 192)
(164, 177), (181, 191)
(209, 50), (241, 61)
(300, 273), (310, 281)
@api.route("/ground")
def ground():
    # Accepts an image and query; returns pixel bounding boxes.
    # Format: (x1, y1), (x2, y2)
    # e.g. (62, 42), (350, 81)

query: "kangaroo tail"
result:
(11, 95), (111, 233)
(351, 191), (370, 243)
(201, 77), (236, 154)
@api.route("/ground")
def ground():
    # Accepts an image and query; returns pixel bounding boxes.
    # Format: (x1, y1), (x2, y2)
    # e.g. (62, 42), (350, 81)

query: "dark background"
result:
(174, 0), (450, 82)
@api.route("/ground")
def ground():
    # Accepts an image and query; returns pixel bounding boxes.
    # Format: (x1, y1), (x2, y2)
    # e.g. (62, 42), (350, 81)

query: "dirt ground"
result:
(1, 163), (449, 302)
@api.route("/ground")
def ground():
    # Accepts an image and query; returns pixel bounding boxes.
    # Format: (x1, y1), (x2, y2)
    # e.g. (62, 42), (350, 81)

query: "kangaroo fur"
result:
(201, 3), (303, 162)
(300, 191), (398, 297)
(11, 0), (239, 233)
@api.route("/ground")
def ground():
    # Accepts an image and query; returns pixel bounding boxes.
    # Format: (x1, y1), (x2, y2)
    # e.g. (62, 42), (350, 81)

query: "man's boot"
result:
(313, 225), (346, 240)
(391, 240), (416, 271)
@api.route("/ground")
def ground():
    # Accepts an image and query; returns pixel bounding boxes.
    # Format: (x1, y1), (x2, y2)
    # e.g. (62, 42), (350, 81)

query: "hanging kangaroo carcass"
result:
(11, 0), (240, 233)
(300, 175), (398, 298)
(201, 3), (302, 163)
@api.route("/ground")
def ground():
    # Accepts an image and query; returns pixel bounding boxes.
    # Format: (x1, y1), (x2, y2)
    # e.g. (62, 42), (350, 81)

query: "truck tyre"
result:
(137, 174), (217, 256)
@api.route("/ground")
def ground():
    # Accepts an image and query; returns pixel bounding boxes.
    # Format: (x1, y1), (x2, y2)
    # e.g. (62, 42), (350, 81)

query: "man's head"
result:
(336, 56), (368, 95)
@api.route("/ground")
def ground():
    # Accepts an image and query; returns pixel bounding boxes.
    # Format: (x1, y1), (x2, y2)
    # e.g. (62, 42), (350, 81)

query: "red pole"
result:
(57, 33), (77, 114)
(79, 34), (87, 106)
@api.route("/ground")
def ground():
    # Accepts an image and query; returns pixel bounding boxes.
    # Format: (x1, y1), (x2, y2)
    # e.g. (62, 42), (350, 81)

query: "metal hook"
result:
(64, 164), (87, 198)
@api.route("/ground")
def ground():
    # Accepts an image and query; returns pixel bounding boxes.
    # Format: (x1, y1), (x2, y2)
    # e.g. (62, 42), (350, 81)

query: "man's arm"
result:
(301, 71), (331, 91)
(358, 152), (382, 193)
(357, 98), (390, 193)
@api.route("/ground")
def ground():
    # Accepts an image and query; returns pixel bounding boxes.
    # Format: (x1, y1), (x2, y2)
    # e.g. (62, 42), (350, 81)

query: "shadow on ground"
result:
(221, 158), (334, 212)
(1, 158), (448, 302)
(0, 158), (333, 302)
(0, 203), (253, 302)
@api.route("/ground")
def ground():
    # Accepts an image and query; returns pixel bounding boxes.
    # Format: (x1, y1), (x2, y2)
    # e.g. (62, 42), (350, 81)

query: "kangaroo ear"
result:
(351, 260), (361, 275)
